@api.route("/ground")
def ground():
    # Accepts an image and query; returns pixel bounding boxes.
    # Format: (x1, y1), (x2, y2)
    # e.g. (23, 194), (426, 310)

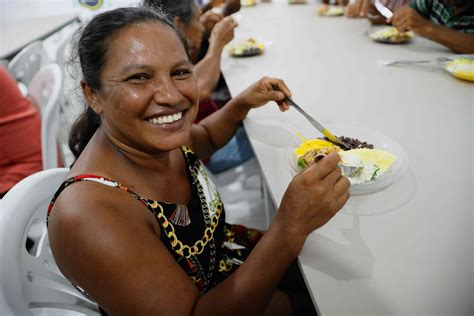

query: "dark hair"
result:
(68, 6), (189, 159)
(142, 0), (197, 25)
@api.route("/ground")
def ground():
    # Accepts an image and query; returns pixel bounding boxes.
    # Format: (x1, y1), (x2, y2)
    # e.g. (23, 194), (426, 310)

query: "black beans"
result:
(314, 153), (326, 163)
(322, 136), (374, 150)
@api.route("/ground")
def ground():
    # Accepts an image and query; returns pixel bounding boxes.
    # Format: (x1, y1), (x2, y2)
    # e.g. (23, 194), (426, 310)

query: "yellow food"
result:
(370, 27), (413, 42)
(241, 0), (256, 6)
(445, 58), (474, 82)
(318, 5), (344, 16)
(294, 138), (340, 156)
(230, 38), (265, 56)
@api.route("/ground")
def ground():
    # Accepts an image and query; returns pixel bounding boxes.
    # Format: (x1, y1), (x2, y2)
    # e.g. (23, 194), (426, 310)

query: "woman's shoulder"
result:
(48, 173), (154, 235)
(46, 173), (164, 296)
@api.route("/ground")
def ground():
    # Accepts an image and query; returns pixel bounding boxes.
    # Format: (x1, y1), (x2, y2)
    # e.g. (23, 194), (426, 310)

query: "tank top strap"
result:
(47, 146), (193, 222)
(47, 174), (147, 221)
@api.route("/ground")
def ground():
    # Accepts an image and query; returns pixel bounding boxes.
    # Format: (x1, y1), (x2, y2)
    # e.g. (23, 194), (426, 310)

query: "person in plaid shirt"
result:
(391, 0), (474, 53)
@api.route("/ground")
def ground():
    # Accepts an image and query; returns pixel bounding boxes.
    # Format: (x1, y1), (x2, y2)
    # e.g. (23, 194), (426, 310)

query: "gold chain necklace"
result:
(147, 156), (223, 258)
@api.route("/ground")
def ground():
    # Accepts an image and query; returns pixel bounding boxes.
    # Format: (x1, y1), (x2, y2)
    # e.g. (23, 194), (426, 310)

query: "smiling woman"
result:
(82, 22), (199, 155)
(46, 6), (350, 316)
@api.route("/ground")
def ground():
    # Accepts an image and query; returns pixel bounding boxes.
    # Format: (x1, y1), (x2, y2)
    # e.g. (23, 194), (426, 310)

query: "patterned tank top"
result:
(47, 146), (262, 294)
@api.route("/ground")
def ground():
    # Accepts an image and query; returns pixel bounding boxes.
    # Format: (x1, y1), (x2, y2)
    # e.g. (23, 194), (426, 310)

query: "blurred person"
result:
(201, 0), (241, 17)
(200, 9), (224, 40)
(145, 0), (253, 174)
(323, 0), (349, 5)
(0, 66), (42, 198)
(391, 0), (474, 53)
(199, 0), (240, 53)
(144, 0), (237, 101)
(47, 6), (350, 315)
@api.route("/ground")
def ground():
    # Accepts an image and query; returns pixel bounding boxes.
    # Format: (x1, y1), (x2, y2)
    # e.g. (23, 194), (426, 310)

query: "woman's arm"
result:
(196, 153), (350, 314)
(194, 16), (237, 101)
(49, 153), (349, 316)
(48, 182), (201, 316)
(188, 77), (291, 160)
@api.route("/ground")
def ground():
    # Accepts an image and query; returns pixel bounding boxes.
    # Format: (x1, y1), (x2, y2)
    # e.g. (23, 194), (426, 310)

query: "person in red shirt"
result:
(0, 66), (42, 198)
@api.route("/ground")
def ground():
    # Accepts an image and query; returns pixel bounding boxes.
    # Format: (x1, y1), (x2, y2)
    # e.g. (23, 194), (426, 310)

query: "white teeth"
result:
(148, 111), (183, 125)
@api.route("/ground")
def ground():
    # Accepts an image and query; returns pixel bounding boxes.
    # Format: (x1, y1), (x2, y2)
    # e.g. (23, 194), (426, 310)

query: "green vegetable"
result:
(371, 165), (381, 180)
(297, 157), (307, 169)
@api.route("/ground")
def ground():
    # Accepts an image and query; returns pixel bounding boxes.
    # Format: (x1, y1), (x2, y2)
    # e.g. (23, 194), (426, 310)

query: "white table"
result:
(221, 2), (473, 315)
(0, 13), (79, 60)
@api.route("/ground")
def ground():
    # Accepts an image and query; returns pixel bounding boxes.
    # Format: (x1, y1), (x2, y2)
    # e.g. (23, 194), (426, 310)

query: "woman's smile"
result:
(147, 111), (183, 125)
(144, 110), (187, 131)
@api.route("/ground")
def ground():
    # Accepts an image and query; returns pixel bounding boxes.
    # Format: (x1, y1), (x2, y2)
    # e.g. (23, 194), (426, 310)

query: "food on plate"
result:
(295, 138), (341, 169)
(318, 5), (345, 16)
(289, 0), (308, 4)
(294, 136), (396, 185)
(324, 136), (374, 149)
(369, 27), (414, 43)
(339, 149), (396, 184)
(444, 57), (474, 82)
(229, 38), (265, 57)
(241, 0), (256, 6)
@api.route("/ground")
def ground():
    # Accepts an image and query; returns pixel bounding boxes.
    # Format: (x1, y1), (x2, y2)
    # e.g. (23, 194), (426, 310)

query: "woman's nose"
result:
(152, 77), (183, 106)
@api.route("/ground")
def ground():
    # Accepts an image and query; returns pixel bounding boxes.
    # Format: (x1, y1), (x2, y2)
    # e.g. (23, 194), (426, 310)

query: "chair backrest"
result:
(44, 20), (80, 65)
(55, 32), (84, 168)
(7, 41), (46, 90)
(28, 63), (63, 170)
(0, 168), (100, 316)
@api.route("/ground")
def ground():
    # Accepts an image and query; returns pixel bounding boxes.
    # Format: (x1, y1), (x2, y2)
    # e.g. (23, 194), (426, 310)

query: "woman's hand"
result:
(200, 11), (224, 39)
(390, 5), (430, 34)
(209, 16), (238, 51)
(237, 77), (292, 112)
(192, 76), (291, 158)
(275, 152), (350, 244)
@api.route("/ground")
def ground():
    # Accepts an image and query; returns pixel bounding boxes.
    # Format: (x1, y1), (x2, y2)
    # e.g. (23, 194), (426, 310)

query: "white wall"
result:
(0, 0), (140, 22)
(471, 91), (474, 316)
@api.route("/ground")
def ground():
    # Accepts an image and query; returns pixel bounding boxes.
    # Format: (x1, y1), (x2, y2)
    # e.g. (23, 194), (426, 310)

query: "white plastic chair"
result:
(8, 41), (47, 94)
(44, 20), (80, 65)
(0, 168), (100, 316)
(28, 63), (63, 170)
(56, 36), (84, 168)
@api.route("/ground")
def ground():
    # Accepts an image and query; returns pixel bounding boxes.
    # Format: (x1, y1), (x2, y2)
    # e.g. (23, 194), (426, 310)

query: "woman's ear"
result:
(81, 80), (103, 114)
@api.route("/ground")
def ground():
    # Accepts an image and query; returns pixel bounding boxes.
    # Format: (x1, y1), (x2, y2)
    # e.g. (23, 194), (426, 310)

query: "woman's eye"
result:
(173, 69), (192, 78)
(127, 74), (149, 81)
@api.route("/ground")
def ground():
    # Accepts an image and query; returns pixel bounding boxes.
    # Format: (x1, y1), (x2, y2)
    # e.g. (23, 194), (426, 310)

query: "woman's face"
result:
(90, 22), (199, 155)
(178, 3), (204, 61)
